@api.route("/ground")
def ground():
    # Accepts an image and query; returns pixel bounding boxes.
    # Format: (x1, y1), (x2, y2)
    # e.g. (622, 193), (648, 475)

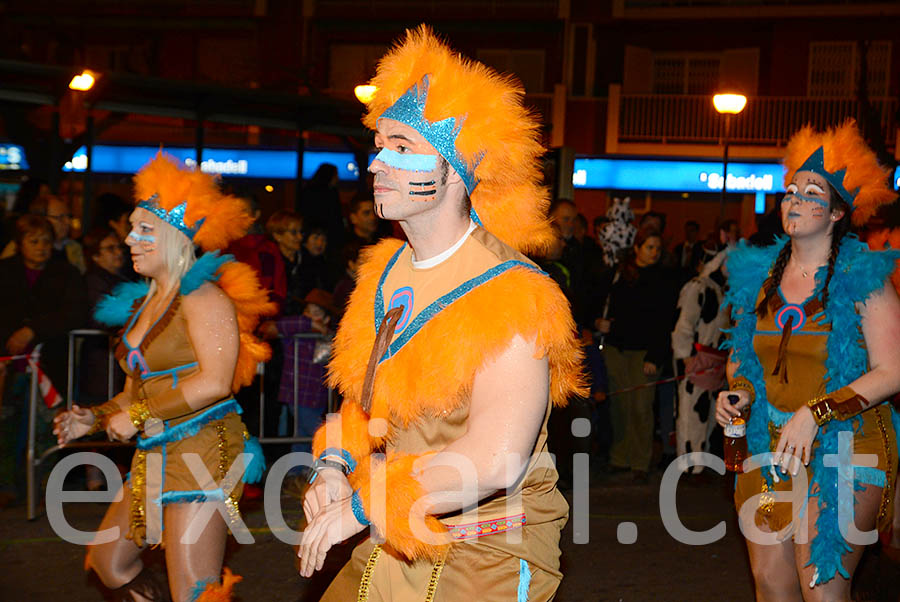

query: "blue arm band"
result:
(351, 490), (370, 527)
(319, 447), (357, 473)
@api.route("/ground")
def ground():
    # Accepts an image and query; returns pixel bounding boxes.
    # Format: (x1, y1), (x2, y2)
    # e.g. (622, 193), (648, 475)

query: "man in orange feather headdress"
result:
(297, 26), (587, 600)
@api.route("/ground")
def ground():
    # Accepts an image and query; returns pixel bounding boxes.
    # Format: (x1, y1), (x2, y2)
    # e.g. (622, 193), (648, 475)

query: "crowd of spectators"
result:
(541, 198), (742, 485)
(0, 162), (747, 504)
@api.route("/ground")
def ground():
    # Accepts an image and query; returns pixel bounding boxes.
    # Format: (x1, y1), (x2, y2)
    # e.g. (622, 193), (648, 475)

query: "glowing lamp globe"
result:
(713, 94), (747, 115)
(69, 70), (96, 91)
(354, 85), (377, 104)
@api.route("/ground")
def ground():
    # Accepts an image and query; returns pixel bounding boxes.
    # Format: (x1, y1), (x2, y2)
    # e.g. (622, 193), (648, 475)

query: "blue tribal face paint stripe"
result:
(781, 192), (830, 209)
(127, 231), (157, 244)
(373, 148), (438, 172)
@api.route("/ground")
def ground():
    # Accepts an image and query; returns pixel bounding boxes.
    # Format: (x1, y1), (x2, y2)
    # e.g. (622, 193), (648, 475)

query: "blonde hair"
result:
(133, 208), (197, 302)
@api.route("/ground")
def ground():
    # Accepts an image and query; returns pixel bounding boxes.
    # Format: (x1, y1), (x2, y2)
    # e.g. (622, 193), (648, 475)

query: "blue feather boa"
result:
(92, 251), (233, 327)
(722, 234), (900, 585)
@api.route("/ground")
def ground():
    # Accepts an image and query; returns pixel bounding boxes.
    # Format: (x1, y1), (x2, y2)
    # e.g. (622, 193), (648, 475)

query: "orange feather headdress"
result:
(133, 152), (254, 251)
(782, 120), (896, 226)
(362, 25), (553, 254)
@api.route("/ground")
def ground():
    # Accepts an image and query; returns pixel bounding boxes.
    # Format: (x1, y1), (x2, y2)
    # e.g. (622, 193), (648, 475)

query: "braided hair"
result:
(756, 184), (851, 317)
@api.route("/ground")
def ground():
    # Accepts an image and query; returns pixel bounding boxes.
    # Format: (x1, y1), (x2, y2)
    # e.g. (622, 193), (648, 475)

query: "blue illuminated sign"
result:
(0, 144), (28, 170)
(894, 166), (899, 191)
(573, 158), (786, 194)
(61, 145), (362, 181)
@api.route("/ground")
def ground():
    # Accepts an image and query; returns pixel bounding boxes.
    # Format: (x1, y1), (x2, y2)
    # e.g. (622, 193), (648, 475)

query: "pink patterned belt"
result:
(445, 513), (526, 540)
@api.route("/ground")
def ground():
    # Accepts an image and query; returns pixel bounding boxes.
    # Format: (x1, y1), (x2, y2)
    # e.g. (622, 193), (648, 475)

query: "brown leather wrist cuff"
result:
(87, 399), (122, 435)
(145, 387), (193, 420)
(730, 376), (756, 404)
(807, 386), (869, 426)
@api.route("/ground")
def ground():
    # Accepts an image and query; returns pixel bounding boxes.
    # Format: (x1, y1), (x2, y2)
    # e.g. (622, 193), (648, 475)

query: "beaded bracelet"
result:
(351, 490), (370, 527)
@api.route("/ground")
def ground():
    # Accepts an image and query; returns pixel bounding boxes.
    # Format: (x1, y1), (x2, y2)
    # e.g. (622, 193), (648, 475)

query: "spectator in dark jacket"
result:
(595, 225), (678, 482)
(80, 227), (129, 403)
(0, 215), (87, 504)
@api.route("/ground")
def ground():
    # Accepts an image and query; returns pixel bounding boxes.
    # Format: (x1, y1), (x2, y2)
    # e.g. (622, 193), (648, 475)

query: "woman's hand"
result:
(106, 411), (138, 442)
(52, 405), (96, 445)
(642, 361), (658, 376)
(774, 406), (818, 476)
(6, 326), (35, 355)
(715, 390), (751, 428)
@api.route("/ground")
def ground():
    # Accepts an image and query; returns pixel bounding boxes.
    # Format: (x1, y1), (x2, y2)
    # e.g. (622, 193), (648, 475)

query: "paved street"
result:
(1, 467), (898, 601)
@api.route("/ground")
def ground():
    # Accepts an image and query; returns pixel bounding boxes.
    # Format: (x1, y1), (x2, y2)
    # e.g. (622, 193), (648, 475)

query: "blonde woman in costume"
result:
(716, 121), (900, 601)
(54, 155), (274, 602)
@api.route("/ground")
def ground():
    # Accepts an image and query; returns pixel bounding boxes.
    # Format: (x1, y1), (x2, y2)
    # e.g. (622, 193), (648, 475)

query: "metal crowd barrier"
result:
(26, 329), (334, 520)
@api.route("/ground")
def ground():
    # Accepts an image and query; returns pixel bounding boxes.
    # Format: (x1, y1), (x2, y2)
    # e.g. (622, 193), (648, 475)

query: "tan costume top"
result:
(733, 289), (896, 534)
(115, 290), (248, 546)
(314, 226), (585, 601)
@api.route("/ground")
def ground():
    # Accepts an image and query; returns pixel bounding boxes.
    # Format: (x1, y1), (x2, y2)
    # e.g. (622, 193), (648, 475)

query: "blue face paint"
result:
(782, 192), (829, 209)
(372, 148), (438, 172)
(128, 231), (156, 244)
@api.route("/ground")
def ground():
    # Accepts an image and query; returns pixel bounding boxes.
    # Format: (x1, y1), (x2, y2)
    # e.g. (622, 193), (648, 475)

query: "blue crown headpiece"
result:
(136, 195), (205, 240)
(796, 146), (859, 208)
(378, 76), (480, 194)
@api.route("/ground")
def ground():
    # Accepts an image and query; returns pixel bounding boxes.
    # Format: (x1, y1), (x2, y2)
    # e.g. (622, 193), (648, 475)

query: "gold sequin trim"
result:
(215, 421), (229, 482)
(356, 544), (446, 602)
(874, 408), (893, 525)
(225, 494), (242, 526)
(758, 481), (775, 516)
(129, 449), (147, 545)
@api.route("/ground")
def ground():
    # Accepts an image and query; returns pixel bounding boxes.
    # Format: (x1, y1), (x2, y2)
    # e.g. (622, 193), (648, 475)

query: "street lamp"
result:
(354, 85), (377, 104)
(69, 70), (96, 91)
(713, 93), (747, 218)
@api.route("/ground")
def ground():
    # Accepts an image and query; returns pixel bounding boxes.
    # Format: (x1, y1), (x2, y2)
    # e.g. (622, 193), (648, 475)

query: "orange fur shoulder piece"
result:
(215, 260), (277, 390)
(327, 239), (588, 428)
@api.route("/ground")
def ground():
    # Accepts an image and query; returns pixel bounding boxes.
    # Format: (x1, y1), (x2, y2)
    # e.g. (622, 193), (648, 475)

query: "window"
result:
(808, 41), (891, 97)
(477, 49), (546, 93)
(652, 54), (721, 95)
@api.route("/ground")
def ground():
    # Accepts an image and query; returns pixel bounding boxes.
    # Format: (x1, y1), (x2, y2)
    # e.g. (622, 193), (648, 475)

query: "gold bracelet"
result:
(86, 400), (121, 435)
(128, 398), (152, 430)
(731, 378), (756, 404)
(806, 395), (836, 426)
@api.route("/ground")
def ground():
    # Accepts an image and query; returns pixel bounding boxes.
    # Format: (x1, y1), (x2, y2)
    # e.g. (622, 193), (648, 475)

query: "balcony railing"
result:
(618, 93), (898, 148)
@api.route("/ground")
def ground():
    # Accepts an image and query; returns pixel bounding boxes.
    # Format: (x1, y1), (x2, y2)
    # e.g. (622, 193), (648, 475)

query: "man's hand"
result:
(297, 494), (367, 578)
(642, 361), (658, 376)
(106, 411), (138, 442)
(302, 467), (352, 524)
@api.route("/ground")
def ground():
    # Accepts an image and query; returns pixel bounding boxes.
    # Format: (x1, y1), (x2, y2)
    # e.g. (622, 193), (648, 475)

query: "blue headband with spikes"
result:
(136, 195), (205, 240)
(796, 146), (859, 207)
(378, 76), (480, 194)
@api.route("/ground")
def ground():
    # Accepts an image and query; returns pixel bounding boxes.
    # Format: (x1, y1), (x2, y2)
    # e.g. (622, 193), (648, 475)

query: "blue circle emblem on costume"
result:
(388, 287), (414, 332)
(775, 304), (805, 332)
